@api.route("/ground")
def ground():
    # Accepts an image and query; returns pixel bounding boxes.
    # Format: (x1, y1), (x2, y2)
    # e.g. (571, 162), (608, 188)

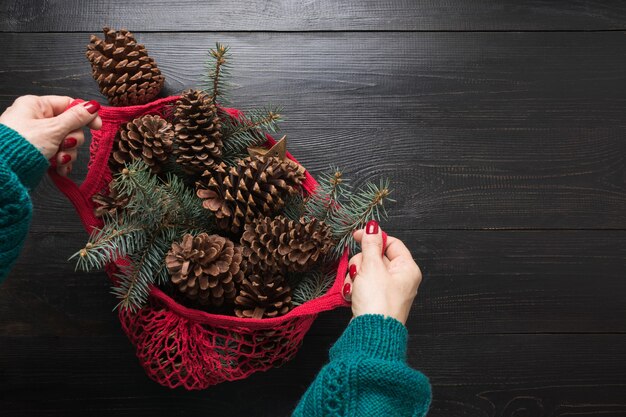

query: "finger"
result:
(52, 100), (100, 134)
(342, 273), (353, 302)
(61, 129), (85, 150)
(56, 149), (76, 171)
(348, 253), (363, 280)
(56, 151), (74, 171)
(40, 95), (74, 117)
(88, 114), (103, 130)
(383, 236), (413, 262)
(356, 220), (384, 265)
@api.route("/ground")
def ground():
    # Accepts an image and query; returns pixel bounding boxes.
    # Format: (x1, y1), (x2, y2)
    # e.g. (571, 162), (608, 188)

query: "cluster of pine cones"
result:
(88, 28), (336, 319)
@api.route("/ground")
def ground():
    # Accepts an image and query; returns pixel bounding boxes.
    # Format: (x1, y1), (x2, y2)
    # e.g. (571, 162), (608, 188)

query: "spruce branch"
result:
(70, 218), (146, 271)
(305, 167), (349, 223)
(291, 270), (335, 306)
(204, 43), (231, 105)
(281, 192), (306, 221)
(330, 179), (393, 257)
(72, 160), (215, 311)
(220, 106), (282, 165)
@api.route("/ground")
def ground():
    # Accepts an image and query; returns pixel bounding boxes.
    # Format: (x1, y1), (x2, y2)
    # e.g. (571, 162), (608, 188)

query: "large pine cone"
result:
(234, 273), (292, 319)
(165, 233), (245, 307)
(241, 215), (334, 274)
(86, 27), (164, 106)
(196, 156), (305, 234)
(173, 89), (223, 174)
(109, 114), (173, 173)
(92, 187), (130, 218)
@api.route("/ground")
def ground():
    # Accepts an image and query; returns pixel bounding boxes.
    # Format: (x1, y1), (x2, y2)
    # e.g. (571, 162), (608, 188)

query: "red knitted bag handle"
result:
(47, 96), (387, 329)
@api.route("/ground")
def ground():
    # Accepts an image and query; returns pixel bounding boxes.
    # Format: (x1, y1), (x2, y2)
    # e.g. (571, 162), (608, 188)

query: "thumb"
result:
(52, 100), (100, 134)
(359, 220), (384, 265)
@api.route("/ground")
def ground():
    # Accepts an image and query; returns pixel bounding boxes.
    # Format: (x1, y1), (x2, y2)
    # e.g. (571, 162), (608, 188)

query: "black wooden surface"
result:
(1, 1), (626, 416)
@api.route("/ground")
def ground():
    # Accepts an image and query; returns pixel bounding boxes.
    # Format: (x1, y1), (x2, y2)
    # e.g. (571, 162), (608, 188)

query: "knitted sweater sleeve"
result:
(0, 124), (49, 283)
(292, 314), (431, 417)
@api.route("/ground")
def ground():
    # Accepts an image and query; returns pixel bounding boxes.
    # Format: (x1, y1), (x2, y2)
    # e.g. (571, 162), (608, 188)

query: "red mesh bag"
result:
(48, 96), (381, 390)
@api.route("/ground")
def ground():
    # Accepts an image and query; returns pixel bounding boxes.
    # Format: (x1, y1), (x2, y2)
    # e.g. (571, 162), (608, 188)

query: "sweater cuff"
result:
(330, 314), (408, 362)
(0, 124), (49, 190)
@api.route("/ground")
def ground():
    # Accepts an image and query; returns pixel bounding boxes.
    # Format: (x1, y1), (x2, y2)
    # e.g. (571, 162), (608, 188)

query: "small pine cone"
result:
(196, 156), (305, 234)
(165, 233), (245, 307)
(173, 89), (223, 174)
(234, 273), (292, 319)
(92, 188), (130, 218)
(109, 114), (174, 173)
(241, 215), (334, 274)
(86, 27), (165, 106)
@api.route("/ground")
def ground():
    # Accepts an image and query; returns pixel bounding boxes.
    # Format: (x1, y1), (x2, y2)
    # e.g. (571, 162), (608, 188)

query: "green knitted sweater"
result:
(293, 314), (431, 416)
(0, 124), (49, 283)
(0, 125), (431, 416)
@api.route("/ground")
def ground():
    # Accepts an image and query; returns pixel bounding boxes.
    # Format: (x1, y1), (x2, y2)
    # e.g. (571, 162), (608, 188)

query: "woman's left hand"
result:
(0, 95), (102, 176)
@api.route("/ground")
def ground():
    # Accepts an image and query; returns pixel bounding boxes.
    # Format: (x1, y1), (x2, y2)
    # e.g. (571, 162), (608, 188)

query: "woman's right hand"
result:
(0, 95), (102, 176)
(343, 220), (422, 325)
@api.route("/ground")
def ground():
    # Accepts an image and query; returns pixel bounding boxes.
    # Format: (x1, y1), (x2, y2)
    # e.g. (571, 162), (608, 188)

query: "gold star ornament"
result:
(248, 136), (306, 175)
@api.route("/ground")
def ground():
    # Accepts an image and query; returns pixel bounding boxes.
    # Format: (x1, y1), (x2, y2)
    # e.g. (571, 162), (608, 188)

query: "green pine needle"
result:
(220, 106), (282, 166)
(291, 270), (336, 306)
(203, 43), (231, 105)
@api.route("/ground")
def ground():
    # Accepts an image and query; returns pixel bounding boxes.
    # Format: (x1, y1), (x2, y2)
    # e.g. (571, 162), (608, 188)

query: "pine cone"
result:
(86, 27), (164, 106)
(196, 156), (305, 234)
(92, 188), (130, 218)
(109, 114), (174, 173)
(234, 273), (292, 319)
(165, 233), (245, 307)
(173, 89), (223, 174)
(241, 215), (334, 274)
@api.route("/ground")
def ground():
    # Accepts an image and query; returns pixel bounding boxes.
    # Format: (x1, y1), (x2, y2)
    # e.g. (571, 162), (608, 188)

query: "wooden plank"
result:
(3, 229), (625, 336)
(1, 32), (625, 230)
(1, 334), (626, 416)
(2, 0), (626, 32)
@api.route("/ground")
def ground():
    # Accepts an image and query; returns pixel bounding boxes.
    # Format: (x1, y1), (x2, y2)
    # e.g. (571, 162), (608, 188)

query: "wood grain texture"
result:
(1, 4), (626, 416)
(3, 229), (625, 336)
(1, 32), (625, 230)
(1, 0), (626, 32)
(2, 334), (626, 417)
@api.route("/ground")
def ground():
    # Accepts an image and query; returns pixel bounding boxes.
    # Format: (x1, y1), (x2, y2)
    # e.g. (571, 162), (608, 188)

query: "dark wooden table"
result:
(1, 1), (626, 416)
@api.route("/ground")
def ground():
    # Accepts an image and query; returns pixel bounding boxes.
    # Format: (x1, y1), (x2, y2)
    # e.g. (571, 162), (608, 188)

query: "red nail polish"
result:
(84, 100), (100, 114)
(349, 264), (357, 279)
(62, 137), (77, 149)
(365, 220), (379, 235)
(342, 283), (351, 297)
(67, 166), (72, 175)
(61, 154), (72, 165)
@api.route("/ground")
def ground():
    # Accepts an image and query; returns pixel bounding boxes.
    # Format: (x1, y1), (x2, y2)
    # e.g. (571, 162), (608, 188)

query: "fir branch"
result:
(204, 43), (231, 105)
(305, 167), (349, 223)
(111, 226), (175, 311)
(70, 217), (146, 271)
(281, 192), (306, 221)
(330, 179), (393, 257)
(220, 106), (282, 165)
(291, 270), (335, 306)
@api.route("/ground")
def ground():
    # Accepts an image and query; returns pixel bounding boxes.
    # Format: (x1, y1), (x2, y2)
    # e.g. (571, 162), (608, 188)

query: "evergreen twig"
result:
(204, 43), (231, 105)
(220, 106), (282, 165)
(71, 160), (215, 311)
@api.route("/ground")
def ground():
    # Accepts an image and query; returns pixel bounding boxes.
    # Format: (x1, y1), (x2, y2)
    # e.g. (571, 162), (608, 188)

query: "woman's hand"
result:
(0, 95), (102, 176)
(343, 220), (422, 325)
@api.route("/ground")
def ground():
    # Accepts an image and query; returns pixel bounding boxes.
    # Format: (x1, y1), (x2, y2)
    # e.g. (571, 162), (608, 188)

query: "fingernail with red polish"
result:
(342, 283), (351, 297)
(365, 220), (379, 235)
(349, 264), (357, 279)
(67, 166), (72, 175)
(62, 137), (77, 149)
(61, 154), (72, 165)
(84, 100), (100, 114)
